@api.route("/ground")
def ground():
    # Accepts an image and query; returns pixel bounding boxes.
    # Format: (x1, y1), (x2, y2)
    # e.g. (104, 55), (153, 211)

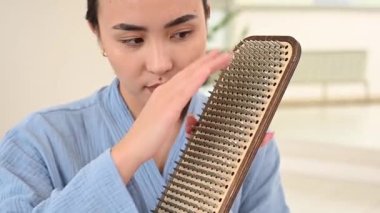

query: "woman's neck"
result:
(118, 85), (143, 119)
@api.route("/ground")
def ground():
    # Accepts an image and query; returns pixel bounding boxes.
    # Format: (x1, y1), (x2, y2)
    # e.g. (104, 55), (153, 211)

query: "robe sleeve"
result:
(238, 138), (290, 213)
(0, 132), (139, 213)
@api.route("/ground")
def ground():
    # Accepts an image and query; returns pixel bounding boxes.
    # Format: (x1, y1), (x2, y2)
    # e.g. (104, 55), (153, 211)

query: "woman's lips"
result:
(146, 84), (161, 93)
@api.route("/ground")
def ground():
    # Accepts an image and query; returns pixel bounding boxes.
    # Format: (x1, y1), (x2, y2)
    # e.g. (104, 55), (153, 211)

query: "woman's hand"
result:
(111, 50), (232, 183)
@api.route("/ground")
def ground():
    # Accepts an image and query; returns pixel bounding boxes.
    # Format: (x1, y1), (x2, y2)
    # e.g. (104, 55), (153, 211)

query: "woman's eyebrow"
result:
(164, 14), (197, 28)
(112, 23), (146, 31)
(112, 14), (197, 31)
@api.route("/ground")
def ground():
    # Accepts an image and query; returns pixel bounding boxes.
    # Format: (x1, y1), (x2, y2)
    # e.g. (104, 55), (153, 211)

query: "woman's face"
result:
(95, 0), (208, 113)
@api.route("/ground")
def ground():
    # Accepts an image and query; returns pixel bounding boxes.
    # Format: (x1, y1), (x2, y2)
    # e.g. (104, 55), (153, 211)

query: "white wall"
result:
(0, 1), (114, 136)
(230, 7), (380, 99)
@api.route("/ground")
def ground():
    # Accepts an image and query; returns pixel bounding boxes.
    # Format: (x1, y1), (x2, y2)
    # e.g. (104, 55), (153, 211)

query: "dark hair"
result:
(86, 0), (209, 29)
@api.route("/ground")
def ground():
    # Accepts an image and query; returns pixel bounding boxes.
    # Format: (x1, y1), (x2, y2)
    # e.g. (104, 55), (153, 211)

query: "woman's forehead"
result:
(97, 0), (204, 27)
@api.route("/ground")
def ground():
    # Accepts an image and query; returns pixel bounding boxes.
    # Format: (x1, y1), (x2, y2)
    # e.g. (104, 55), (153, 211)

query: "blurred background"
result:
(0, 0), (379, 212)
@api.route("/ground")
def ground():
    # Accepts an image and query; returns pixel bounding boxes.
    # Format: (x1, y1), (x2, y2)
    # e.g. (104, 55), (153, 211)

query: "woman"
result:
(0, 0), (289, 212)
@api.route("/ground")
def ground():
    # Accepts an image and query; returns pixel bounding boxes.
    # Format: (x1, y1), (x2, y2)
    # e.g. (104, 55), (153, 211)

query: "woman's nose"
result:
(145, 42), (173, 75)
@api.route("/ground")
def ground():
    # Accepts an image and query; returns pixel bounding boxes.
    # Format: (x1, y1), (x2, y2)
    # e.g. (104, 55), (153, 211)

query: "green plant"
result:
(204, 9), (249, 85)
(208, 9), (241, 41)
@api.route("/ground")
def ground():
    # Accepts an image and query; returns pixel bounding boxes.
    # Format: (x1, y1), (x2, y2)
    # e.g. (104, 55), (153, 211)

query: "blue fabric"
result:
(0, 79), (289, 212)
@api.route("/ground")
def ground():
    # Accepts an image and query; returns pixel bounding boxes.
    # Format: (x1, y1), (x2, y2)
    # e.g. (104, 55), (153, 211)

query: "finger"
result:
(155, 51), (232, 115)
(202, 51), (233, 75)
(261, 132), (274, 147)
(185, 114), (198, 135)
(189, 51), (232, 86)
(186, 49), (223, 71)
(172, 51), (232, 99)
(174, 50), (231, 84)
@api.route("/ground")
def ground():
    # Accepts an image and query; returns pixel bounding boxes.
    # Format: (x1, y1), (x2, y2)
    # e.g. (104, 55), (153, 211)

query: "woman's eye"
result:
(121, 38), (144, 47)
(171, 31), (192, 40)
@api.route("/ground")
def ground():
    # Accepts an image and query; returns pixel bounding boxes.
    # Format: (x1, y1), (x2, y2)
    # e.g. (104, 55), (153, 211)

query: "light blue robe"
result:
(0, 79), (289, 212)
